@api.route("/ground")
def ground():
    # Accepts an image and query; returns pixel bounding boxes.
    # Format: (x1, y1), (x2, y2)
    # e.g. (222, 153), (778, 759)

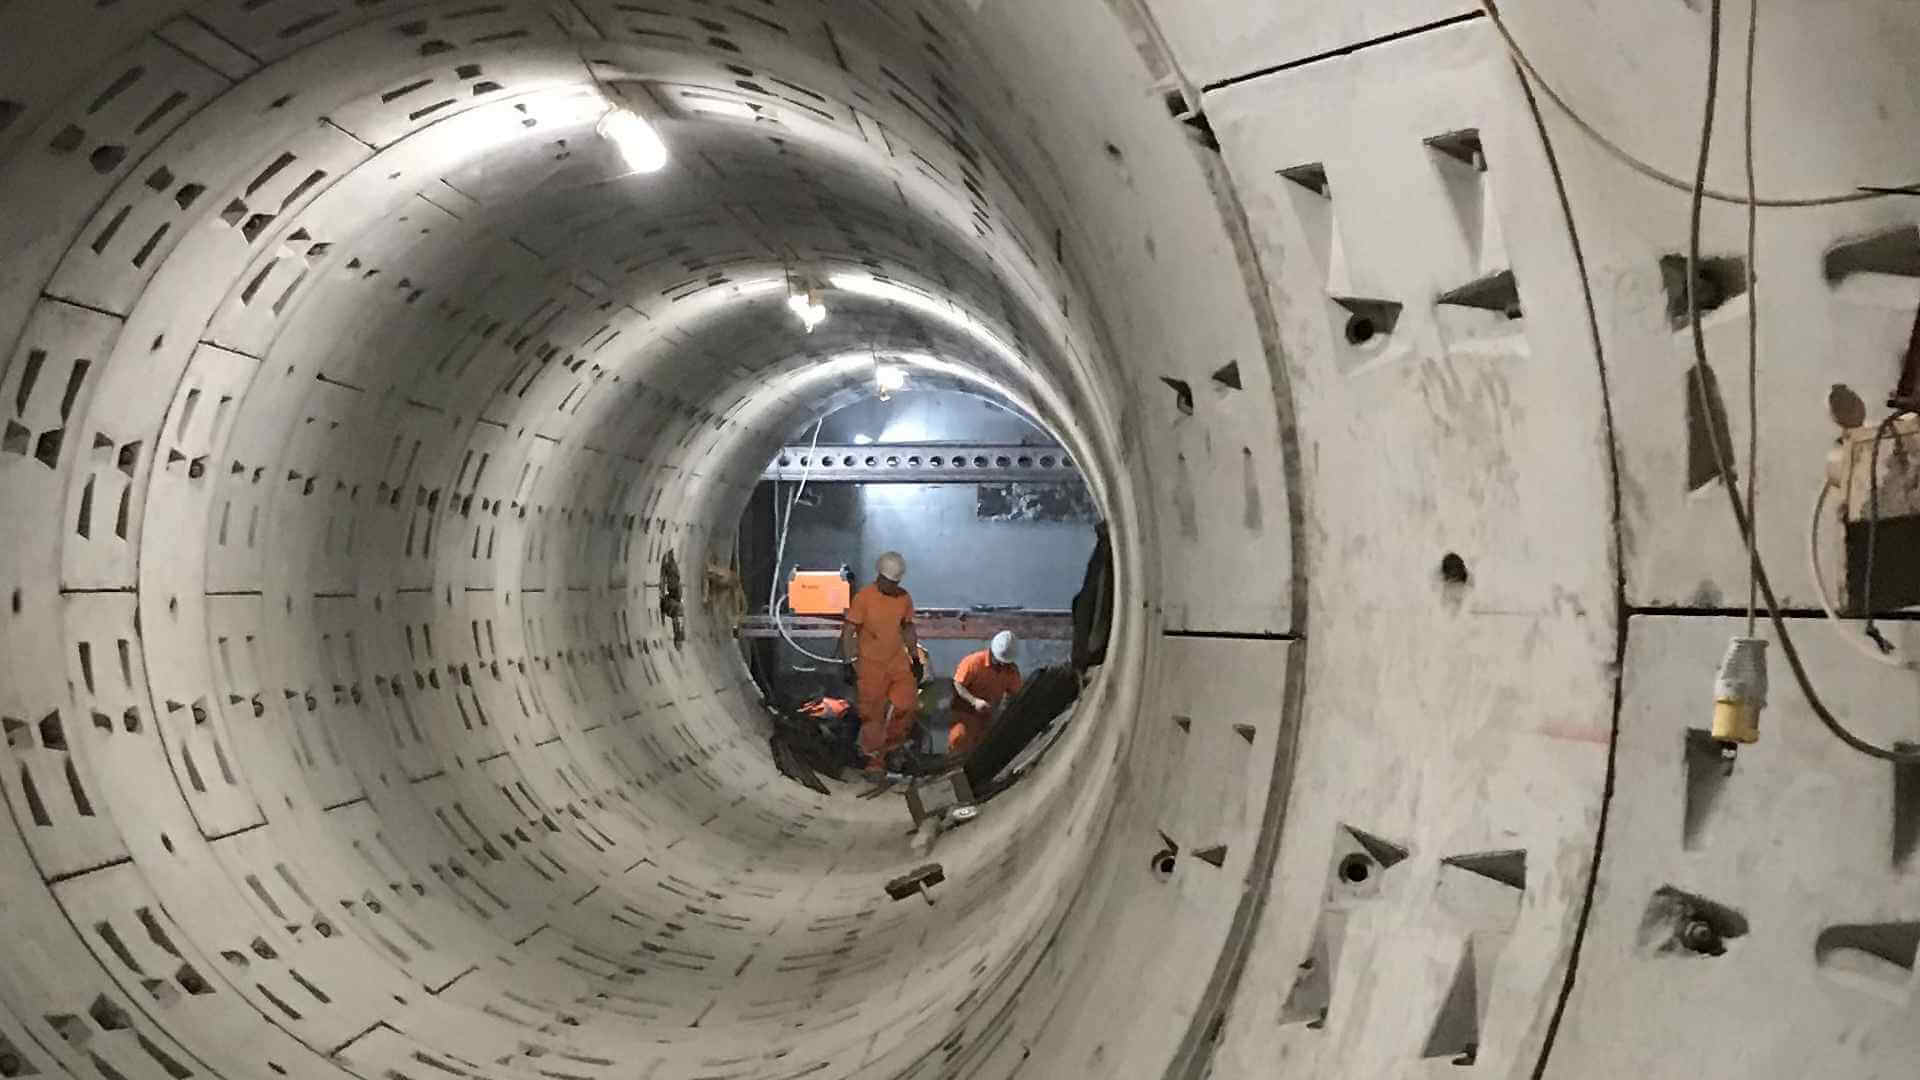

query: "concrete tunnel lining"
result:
(0, 2), (1177, 1078)
(9, 0), (1920, 1078)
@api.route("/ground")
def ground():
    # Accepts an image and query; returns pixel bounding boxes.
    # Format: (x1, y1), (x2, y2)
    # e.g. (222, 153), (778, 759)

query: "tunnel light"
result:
(787, 288), (827, 333)
(875, 364), (907, 393)
(597, 107), (669, 174)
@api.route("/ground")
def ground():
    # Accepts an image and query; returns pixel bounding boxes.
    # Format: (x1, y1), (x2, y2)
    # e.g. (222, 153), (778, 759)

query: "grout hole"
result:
(89, 145), (126, 173)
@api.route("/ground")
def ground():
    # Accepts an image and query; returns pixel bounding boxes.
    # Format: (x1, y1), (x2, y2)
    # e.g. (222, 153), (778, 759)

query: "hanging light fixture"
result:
(786, 285), (827, 332)
(597, 106), (669, 174)
(874, 363), (906, 400)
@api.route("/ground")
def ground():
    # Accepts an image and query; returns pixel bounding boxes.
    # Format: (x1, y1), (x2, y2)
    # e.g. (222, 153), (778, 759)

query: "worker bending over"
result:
(841, 551), (921, 774)
(948, 631), (1022, 756)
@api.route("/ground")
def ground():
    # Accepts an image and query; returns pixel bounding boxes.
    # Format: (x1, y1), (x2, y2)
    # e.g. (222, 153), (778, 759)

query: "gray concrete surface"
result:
(0, 2), (1915, 1079)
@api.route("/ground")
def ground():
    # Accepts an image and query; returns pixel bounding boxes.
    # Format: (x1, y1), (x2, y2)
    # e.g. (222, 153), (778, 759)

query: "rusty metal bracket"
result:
(737, 609), (1071, 641)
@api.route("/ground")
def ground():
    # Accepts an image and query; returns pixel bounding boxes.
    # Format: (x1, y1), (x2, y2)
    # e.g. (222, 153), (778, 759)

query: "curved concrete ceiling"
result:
(2, 2), (1919, 1079)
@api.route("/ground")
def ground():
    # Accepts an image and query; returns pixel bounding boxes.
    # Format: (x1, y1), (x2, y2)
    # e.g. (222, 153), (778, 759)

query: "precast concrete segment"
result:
(0, 3), (1155, 1077)
(2, 1), (1916, 1079)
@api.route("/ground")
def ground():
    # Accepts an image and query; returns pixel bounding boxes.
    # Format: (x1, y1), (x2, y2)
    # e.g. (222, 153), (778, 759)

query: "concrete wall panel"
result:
(1553, 615), (1920, 1077)
(1142, 0), (1475, 91)
(1201, 19), (1617, 1077)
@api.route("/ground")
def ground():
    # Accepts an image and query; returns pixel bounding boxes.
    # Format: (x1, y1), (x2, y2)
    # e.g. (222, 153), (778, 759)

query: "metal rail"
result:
(760, 443), (1079, 483)
(736, 609), (1072, 640)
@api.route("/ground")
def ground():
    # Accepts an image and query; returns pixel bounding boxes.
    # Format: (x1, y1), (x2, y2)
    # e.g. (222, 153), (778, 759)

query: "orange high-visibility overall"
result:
(947, 648), (1022, 755)
(846, 583), (916, 769)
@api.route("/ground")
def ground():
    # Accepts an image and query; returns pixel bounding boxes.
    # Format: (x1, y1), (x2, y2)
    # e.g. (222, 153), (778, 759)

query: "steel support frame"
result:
(761, 444), (1078, 484)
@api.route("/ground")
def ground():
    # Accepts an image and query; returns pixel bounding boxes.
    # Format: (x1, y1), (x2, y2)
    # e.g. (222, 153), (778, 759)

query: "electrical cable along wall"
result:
(2, 1), (1919, 1079)
(1104, 0), (1920, 1074)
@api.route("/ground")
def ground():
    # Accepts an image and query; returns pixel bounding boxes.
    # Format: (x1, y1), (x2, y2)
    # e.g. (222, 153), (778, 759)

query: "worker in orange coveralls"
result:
(948, 631), (1022, 756)
(840, 551), (921, 774)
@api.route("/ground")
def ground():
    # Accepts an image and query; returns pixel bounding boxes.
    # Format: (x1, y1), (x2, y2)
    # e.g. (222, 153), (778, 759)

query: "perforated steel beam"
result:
(761, 444), (1080, 483)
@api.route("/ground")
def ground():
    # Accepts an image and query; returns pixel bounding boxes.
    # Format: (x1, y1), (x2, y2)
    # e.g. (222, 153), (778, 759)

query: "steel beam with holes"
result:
(736, 609), (1072, 640)
(760, 444), (1079, 483)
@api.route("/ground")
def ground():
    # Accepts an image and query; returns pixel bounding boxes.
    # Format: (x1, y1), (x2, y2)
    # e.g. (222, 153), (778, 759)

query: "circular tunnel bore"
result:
(0, 4), (1169, 1080)
(34, 0), (1920, 1077)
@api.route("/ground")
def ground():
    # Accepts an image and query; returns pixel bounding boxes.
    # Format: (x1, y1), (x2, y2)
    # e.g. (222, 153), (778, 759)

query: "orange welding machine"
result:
(787, 570), (850, 615)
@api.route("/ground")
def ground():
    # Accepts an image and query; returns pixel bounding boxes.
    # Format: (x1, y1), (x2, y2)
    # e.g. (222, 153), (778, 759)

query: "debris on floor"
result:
(768, 695), (860, 793)
(885, 863), (945, 905)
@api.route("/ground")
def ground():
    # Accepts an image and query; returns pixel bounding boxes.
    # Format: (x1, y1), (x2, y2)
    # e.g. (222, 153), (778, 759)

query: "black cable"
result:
(1685, 0), (1920, 764)
(1481, 0), (1906, 209)
(1741, 0), (1758, 638)
(1862, 413), (1900, 654)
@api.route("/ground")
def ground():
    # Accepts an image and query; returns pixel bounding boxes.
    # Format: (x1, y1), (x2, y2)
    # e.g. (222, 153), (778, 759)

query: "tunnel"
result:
(2, 1), (1920, 1077)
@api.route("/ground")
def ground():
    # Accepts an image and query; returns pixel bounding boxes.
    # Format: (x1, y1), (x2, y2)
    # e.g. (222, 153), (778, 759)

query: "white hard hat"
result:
(876, 551), (906, 581)
(990, 631), (1018, 663)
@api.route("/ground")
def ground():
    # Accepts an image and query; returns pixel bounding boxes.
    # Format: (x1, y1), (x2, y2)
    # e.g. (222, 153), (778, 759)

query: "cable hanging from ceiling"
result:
(768, 417), (843, 666)
(1480, 0), (1910, 208)
(1679, 0), (1920, 764)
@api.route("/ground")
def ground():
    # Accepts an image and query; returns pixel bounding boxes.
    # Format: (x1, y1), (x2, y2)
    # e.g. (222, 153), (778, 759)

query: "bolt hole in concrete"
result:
(1440, 552), (1470, 584)
(1159, 376), (1194, 415)
(1150, 829), (1179, 879)
(1638, 885), (1748, 957)
(1338, 853), (1372, 884)
(1344, 314), (1375, 345)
